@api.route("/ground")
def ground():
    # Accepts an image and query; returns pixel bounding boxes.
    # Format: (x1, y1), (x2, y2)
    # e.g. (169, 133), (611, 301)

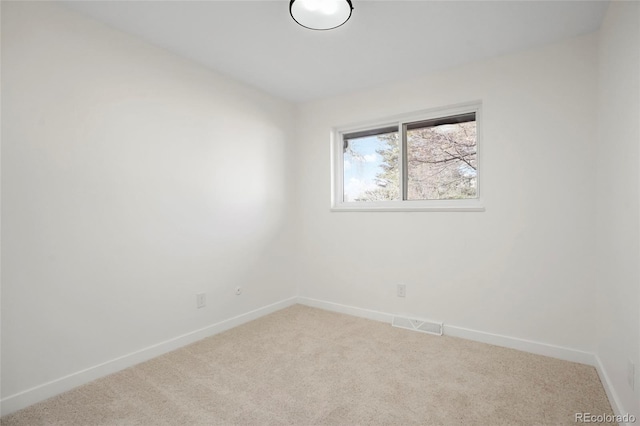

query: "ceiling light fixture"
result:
(290, 0), (354, 31)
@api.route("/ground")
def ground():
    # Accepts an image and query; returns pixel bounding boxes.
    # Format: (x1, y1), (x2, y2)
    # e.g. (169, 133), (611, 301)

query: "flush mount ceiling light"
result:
(290, 0), (354, 30)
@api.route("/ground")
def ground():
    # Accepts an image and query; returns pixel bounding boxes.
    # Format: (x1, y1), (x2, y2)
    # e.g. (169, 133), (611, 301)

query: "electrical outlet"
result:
(397, 284), (406, 298)
(235, 286), (242, 295)
(196, 293), (206, 309)
(628, 359), (635, 390)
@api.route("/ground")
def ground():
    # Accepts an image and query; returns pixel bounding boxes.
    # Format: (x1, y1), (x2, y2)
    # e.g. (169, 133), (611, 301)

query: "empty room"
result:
(1, 0), (639, 424)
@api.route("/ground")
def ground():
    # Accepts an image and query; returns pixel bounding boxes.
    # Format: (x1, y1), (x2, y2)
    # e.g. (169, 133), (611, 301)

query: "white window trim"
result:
(331, 101), (485, 212)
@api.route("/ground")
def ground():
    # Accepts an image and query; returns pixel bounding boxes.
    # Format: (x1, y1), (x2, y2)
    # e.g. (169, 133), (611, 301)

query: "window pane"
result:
(343, 131), (399, 202)
(406, 120), (477, 200)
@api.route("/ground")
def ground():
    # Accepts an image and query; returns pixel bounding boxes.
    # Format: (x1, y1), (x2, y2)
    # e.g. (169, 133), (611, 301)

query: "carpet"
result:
(1, 304), (614, 425)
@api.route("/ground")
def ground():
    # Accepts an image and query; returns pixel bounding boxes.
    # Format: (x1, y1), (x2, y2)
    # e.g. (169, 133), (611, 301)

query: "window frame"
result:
(331, 101), (484, 212)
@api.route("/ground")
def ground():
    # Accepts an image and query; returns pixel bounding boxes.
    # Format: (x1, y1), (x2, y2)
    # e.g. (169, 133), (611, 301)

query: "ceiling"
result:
(62, 0), (610, 103)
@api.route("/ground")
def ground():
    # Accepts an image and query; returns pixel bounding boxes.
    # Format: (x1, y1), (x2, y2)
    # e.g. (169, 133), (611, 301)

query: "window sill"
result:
(330, 200), (485, 212)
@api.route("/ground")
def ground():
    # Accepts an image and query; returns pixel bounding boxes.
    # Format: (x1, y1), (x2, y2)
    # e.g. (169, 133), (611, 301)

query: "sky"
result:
(343, 135), (394, 201)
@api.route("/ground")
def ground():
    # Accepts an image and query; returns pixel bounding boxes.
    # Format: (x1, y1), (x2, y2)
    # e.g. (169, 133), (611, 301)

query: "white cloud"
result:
(344, 178), (377, 201)
(344, 160), (351, 170)
(350, 153), (378, 164)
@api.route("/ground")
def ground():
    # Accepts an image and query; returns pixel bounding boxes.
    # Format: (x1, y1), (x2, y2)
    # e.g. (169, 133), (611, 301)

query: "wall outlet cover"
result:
(397, 284), (406, 298)
(196, 293), (206, 309)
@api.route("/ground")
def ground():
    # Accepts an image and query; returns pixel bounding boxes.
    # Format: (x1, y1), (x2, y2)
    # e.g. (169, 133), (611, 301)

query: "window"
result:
(331, 102), (483, 211)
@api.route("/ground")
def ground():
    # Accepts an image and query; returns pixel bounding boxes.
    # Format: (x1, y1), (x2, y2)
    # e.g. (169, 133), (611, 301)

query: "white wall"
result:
(294, 34), (598, 352)
(595, 0), (640, 418)
(3, 0), (639, 420)
(1, 1), (296, 410)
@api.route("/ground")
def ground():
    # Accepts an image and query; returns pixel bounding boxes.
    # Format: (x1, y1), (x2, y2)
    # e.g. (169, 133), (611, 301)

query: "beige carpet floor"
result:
(2, 305), (613, 425)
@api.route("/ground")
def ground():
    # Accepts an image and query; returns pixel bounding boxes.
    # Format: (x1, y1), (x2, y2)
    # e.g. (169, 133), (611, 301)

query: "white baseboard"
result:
(297, 296), (595, 366)
(297, 296), (394, 324)
(594, 355), (635, 425)
(1, 296), (298, 417)
(443, 324), (596, 365)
